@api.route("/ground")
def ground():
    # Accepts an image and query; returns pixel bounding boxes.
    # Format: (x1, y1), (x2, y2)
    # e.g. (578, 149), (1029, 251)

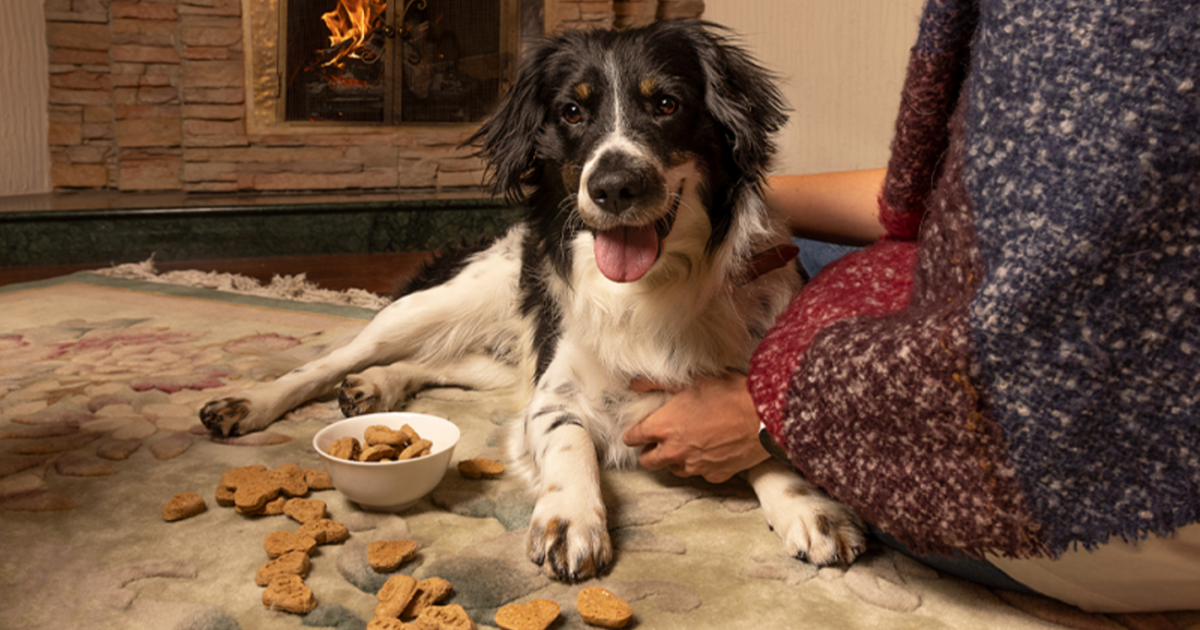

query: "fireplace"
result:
(281, 0), (518, 124)
(42, 0), (705, 193)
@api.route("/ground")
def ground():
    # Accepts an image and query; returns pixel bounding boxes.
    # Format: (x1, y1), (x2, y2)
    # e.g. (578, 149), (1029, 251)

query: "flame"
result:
(320, 0), (386, 67)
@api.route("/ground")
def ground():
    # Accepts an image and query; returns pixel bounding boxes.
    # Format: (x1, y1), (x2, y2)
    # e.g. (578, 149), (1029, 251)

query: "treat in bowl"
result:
(313, 412), (460, 512)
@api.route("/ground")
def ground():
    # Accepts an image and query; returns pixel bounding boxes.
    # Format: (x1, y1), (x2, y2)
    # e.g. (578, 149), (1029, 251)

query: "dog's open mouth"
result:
(592, 186), (682, 283)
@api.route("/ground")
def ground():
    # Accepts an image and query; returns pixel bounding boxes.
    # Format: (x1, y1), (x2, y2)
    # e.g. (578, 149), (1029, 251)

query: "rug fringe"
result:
(96, 257), (391, 310)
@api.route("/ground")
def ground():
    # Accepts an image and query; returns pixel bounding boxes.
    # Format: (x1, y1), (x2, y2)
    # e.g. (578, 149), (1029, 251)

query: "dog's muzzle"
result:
(591, 184), (681, 284)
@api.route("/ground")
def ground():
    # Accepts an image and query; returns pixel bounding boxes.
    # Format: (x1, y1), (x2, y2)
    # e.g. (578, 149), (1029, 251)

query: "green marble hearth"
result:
(0, 190), (523, 267)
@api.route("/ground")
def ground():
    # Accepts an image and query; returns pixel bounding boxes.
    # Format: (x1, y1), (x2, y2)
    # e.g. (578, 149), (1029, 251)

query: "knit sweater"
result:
(749, 0), (1200, 559)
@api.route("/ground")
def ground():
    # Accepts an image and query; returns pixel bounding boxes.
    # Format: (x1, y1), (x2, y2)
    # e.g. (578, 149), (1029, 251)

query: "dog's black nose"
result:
(587, 158), (647, 215)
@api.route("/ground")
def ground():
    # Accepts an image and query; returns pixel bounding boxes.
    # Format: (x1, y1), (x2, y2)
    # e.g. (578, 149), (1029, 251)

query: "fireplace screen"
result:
(281, 0), (517, 124)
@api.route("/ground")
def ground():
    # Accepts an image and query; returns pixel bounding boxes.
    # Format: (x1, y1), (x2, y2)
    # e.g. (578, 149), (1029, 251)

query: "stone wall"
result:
(44, 0), (702, 193)
(611, 0), (705, 28)
(553, 0), (703, 29)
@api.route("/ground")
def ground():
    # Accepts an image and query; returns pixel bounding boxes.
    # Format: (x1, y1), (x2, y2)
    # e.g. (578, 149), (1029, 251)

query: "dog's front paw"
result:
(200, 397), (272, 436)
(527, 498), (612, 582)
(770, 497), (866, 567)
(750, 460), (866, 567)
(338, 375), (383, 417)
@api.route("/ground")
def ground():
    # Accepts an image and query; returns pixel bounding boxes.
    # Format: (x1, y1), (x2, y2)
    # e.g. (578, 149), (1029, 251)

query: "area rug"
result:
(1, 272), (1197, 630)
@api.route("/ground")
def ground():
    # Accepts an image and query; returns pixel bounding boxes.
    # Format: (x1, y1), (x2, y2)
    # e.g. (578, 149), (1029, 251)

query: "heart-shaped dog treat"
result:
(494, 599), (561, 630)
(262, 574), (317, 614)
(368, 539), (419, 572)
(576, 587), (632, 628)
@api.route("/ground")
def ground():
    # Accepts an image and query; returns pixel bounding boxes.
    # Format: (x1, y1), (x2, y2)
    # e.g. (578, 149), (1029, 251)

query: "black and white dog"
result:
(201, 20), (864, 581)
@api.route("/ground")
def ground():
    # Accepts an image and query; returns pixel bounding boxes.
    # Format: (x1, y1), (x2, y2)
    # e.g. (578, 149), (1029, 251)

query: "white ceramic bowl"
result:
(312, 412), (461, 512)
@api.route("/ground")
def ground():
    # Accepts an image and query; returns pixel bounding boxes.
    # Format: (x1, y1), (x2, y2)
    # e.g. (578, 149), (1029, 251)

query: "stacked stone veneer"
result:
(44, 0), (702, 193)
(563, 0), (704, 28)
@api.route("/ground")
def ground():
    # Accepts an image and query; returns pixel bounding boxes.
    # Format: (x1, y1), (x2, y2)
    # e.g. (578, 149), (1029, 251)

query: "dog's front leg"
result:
(199, 317), (417, 436)
(526, 419), (610, 581)
(518, 369), (611, 581)
(200, 229), (525, 436)
(747, 459), (866, 566)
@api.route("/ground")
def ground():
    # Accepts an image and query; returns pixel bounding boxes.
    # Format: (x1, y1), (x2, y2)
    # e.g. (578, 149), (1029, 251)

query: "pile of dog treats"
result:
(329, 424), (432, 463)
(161, 457), (632, 628)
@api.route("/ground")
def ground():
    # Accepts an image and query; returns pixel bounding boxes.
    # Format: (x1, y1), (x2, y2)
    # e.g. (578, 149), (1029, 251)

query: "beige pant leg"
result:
(986, 522), (1200, 612)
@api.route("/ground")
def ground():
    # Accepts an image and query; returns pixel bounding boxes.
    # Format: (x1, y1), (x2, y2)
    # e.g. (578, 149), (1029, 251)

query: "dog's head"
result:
(468, 20), (787, 283)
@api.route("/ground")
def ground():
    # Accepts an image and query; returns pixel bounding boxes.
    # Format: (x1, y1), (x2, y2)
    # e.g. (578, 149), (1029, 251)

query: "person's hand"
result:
(621, 372), (769, 483)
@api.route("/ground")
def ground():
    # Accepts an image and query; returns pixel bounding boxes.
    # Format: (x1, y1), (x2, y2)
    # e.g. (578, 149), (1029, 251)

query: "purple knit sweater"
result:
(749, 0), (1200, 559)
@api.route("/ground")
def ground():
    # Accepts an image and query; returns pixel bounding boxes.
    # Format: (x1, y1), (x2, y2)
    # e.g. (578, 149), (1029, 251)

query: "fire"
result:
(320, 0), (387, 67)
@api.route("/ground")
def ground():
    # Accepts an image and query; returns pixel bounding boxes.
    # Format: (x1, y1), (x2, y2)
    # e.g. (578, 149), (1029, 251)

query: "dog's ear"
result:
(688, 22), (789, 186)
(464, 38), (558, 204)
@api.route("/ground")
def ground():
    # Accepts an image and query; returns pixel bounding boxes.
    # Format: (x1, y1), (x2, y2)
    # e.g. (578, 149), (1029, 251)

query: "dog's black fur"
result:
(465, 20), (788, 379)
(472, 20), (787, 257)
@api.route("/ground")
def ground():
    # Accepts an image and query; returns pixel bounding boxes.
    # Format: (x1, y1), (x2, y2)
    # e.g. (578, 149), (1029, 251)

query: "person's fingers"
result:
(637, 442), (669, 472)
(622, 422), (653, 447)
(703, 469), (734, 484)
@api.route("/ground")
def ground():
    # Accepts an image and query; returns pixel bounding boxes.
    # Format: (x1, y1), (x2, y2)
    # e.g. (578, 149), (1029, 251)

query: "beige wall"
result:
(704, 0), (925, 175)
(1, 0), (51, 196)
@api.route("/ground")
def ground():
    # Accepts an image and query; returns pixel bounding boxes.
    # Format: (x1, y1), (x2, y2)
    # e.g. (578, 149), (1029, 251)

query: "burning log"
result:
(309, 24), (391, 70)
(316, 0), (389, 68)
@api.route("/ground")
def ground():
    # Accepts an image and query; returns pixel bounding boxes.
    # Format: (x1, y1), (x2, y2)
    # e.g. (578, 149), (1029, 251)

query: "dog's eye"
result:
(562, 103), (583, 125)
(655, 96), (679, 117)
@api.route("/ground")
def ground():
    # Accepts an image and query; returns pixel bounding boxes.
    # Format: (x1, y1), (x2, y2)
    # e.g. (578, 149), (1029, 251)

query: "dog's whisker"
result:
(557, 195), (586, 256)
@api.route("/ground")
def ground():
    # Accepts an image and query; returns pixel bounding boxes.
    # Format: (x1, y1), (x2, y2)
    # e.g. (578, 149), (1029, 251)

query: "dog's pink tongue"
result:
(594, 225), (658, 283)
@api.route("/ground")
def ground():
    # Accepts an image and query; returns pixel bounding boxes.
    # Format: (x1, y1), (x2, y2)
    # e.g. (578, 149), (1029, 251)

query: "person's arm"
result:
(765, 168), (888, 245)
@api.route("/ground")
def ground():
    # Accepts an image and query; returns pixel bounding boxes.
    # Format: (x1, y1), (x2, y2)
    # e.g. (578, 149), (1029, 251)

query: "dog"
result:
(201, 20), (866, 581)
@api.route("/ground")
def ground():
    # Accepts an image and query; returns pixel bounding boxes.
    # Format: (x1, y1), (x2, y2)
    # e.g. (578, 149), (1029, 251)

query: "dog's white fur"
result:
(201, 23), (866, 581)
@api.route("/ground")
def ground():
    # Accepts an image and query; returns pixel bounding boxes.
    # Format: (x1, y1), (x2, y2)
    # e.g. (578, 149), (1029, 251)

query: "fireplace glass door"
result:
(282, 0), (515, 124)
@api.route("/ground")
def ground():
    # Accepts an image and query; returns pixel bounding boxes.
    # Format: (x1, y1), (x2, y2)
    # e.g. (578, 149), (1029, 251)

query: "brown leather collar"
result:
(741, 243), (799, 285)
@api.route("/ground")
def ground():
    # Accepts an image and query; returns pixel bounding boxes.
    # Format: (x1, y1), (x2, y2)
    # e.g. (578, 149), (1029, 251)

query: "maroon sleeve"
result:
(748, 115), (1045, 558)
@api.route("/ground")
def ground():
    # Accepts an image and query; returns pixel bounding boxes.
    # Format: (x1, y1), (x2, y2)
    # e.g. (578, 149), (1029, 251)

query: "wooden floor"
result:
(0, 252), (435, 297)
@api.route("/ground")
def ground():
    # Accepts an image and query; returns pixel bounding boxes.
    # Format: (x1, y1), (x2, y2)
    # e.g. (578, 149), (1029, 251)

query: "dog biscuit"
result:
(366, 424), (412, 448)
(162, 491), (207, 521)
(296, 518), (350, 544)
(236, 493), (285, 516)
(219, 464), (267, 489)
(493, 599), (560, 630)
(360, 444), (400, 462)
(329, 436), (361, 461)
(413, 604), (474, 630)
(576, 587), (632, 628)
(304, 468), (334, 490)
(255, 550), (311, 586)
(368, 539), (419, 572)
(403, 576), (453, 618)
(264, 530), (318, 559)
(283, 497), (327, 524)
(262, 574), (317, 614)
(396, 438), (432, 460)
(375, 574), (419, 619)
(214, 484), (235, 507)
(457, 458), (505, 479)
(234, 476), (281, 513)
(262, 495), (289, 515)
(272, 463), (310, 497)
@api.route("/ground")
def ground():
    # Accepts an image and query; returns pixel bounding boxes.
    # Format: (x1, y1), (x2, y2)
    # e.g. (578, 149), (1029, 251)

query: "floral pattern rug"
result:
(1, 272), (1196, 630)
